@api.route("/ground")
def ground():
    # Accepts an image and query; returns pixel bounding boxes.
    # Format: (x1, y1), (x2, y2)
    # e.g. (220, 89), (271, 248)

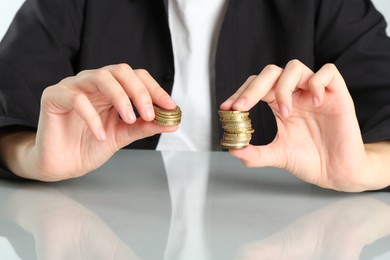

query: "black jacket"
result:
(1, 0), (390, 177)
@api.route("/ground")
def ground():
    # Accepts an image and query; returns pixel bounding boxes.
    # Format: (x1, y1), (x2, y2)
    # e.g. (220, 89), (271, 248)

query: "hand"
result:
(28, 64), (177, 181)
(235, 197), (390, 260)
(221, 59), (373, 191)
(3, 186), (141, 260)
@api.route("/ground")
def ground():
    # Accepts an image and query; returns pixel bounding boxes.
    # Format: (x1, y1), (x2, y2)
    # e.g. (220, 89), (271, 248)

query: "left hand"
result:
(235, 197), (390, 260)
(220, 60), (370, 192)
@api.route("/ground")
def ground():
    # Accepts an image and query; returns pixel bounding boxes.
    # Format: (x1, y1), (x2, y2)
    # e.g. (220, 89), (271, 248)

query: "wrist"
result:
(0, 130), (38, 180)
(360, 141), (390, 191)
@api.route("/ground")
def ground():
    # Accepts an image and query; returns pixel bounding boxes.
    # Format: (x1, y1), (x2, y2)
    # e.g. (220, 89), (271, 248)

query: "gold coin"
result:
(224, 126), (254, 131)
(222, 123), (252, 129)
(223, 128), (254, 134)
(154, 104), (181, 116)
(222, 138), (251, 143)
(155, 114), (182, 120)
(156, 113), (181, 119)
(219, 117), (250, 122)
(154, 117), (181, 123)
(154, 118), (181, 126)
(218, 110), (249, 116)
(219, 109), (254, 149)
(221, 119), (252, 125)
(222, 137), (251, 142)
(222, 139), (252, 143)
(223, 134), (252, 141)
(223, 132), (252, 137)
(154, 115), (181, 122)
(153, 104), (181, 126)
(219, 112), (249, 117)
(155, 117), (181, 122)
(222, 119), (251, 123)
(221, 145), (248, 150)
(221, 141), (250, 147)
(220, 140), (249, 150)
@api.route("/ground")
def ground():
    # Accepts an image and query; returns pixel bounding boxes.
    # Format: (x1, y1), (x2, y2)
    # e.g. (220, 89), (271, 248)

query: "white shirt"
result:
(156, 0), (228, 151)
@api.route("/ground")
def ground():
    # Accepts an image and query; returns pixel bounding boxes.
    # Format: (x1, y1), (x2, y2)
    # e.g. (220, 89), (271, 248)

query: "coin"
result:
(218, 110), (249, 116)
(154, 118), (181, 126)
(218, 109), (254, 150)
(220, 140), (250, 150)
(222, 123), (252, 129)
(223, 127), (254, 134)
(223, 134), (252, 141)
(155, 114), (182, 120)
(153, 104), (182, 126)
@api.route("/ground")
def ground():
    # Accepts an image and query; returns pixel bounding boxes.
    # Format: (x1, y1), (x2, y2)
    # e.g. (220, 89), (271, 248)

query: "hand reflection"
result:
(4, 186), (141, 260)
(236, 197), (390, 260)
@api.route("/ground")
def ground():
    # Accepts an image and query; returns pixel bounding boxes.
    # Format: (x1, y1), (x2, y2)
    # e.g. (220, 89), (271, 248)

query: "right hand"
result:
(31, 64), (177, 181)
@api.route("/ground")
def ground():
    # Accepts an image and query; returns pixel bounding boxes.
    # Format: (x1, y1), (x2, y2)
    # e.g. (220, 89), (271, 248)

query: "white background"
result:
(0, 0), (24, 38)
(372, 0), (390, 35)
(0, 0), (390, 39)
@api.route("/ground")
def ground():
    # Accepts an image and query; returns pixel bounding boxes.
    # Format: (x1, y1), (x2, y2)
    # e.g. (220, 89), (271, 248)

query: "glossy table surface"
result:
(0, 150), (389, 260)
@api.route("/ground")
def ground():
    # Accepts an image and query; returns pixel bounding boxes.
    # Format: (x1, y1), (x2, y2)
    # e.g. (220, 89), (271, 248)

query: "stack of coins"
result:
(153, 104), (182, 126)
(218, 110), (254, 149)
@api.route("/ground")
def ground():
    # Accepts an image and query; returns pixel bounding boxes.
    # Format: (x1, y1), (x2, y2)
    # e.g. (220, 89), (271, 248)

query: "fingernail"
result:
(144, 105), (154, 120)
(220, 98), (233, 109)
(127, 109), (136, 123)
(164, 96), (176, 108)
(312, 96), (320, 107)
(279, 104), (289, 118)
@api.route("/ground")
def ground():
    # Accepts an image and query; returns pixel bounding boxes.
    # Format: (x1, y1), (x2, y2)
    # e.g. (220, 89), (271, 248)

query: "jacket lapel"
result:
(163, 0), (168, 16)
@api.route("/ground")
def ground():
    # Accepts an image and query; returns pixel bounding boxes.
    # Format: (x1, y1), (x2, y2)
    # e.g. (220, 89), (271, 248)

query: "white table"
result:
(1, 150), (389, 260)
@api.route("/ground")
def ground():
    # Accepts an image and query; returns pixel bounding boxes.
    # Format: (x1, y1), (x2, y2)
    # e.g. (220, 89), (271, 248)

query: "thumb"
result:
(114, 119), (178, 149)
(229, 144), (283, 168)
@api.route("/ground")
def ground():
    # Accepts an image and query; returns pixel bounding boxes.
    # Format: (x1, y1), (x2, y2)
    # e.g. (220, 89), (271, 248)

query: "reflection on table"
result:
(0, 150), (389, 260)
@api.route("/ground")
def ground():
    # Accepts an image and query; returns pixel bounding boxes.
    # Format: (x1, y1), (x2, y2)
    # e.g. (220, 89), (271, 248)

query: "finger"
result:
(42, 86), (107, 141)
(274, 60), (314, 117)
(230, 64), (283, 111)
(73, 68), (136, 124)
(220, 75), (257, 110)
(107, 64), (155, 121)
(134, 69), (177, 110)
(308, 63), (347, 106)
